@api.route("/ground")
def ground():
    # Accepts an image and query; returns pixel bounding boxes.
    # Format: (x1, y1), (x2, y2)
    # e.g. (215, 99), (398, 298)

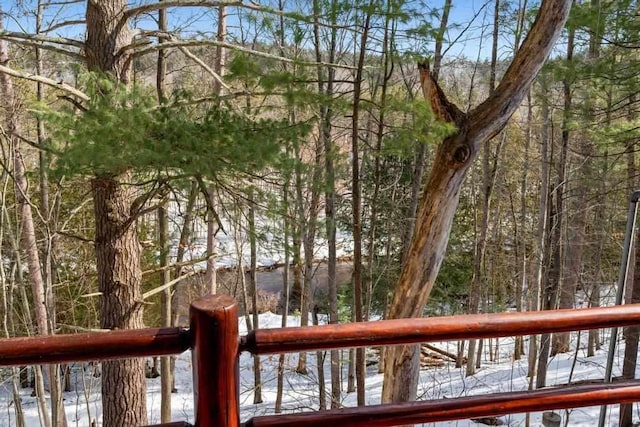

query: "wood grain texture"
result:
(244, 381), (640, 427)
(0, 327), (190, 366)
(242, 303), (640, 355)
(146, 422), (193, 427)
(190, 294), (240, 427)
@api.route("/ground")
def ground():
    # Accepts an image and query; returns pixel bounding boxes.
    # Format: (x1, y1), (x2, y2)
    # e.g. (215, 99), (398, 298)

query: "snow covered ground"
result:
(0, 309), (637, 426)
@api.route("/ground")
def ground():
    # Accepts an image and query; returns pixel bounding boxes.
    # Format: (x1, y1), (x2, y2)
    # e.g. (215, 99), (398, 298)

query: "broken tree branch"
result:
(0, 64), (89, 100)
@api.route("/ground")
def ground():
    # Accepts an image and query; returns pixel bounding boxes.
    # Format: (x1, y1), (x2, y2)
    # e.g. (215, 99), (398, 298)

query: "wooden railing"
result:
(2, 294), (640, 426)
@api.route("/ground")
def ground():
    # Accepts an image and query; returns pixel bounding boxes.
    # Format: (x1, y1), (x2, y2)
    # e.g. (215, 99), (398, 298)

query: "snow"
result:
(0, 312), (636, 426)
(166, 200), (355, 271)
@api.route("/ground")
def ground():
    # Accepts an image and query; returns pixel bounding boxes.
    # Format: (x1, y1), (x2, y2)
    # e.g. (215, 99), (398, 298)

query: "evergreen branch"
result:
(124, 39), (360, 70)
(0, 64), (89, 100)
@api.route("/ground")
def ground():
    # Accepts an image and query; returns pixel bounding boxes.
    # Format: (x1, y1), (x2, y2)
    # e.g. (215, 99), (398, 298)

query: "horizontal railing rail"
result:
(0, 327), (190, 365)
(241, 303), (640, 354)
(243, 381), (640, 427)
(0, 295), (639, 426)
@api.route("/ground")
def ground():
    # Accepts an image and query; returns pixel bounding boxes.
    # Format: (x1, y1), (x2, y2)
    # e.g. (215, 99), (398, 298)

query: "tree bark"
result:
(401, 0), (450, 264)
(382, 0), (572, 405)
(313, 0), (341, 408)
(86, 2), (147, 424)
(92, 175), (146, 426)
(156, 2), (172, 421)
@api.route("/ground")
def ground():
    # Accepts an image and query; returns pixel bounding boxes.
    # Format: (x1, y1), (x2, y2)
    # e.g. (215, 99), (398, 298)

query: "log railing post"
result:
(190, 295), (239, 427)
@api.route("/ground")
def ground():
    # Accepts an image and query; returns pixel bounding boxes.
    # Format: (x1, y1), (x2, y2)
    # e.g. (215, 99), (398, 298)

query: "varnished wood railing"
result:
(1, 295), (640, 426)
(0, 327), (190, 366)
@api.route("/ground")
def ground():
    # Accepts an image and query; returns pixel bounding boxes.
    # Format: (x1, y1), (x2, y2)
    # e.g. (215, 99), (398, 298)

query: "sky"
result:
(0, 0), (530, 62)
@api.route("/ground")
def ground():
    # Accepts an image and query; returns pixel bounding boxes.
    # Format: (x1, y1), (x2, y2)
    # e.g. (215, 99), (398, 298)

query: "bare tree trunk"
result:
(554, 169), (586, 355)
(159, 200), (172, 422)
(351, 1), (374, 406)
(382, 0), (571, 405)
(312, 306), (326, 410)
(5, 201), (50, 423)
(249, 189), (263, 404)
(171, 180), (197, 392)
(588, 152), (606, 356)
(275, 170), (291, 413)
(554, 5), (596, 355)
(467, 0), (502, 377)
(204, 190), (218, 293)
(528, 75), (551, 382)
(292, 209), (305, 371)
(312, 0), (341, 407)
(0, 170), (25, 426)
(347, 347), (356, 393)
(589, 81), (613, 356)
(34, 2), (68, 423)
(0, 15), (54, 427)
(537, 23), (573, 386)
(300, 158), (322, 378)
(156, 2), (172, 420)
(620, 227), (640, 427)
(514, 90), (532, 361)
(204, 6), (226, 297)
(620, 95), (639, 427)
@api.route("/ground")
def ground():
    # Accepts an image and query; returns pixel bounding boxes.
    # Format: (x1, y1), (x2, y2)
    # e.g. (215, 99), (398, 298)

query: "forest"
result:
(0, 0), (639, 426)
